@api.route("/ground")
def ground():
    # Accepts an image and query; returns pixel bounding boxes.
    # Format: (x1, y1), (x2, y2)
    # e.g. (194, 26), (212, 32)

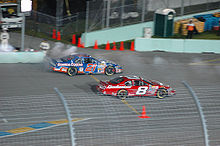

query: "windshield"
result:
(110, 77), (124, 84)
(60, 55), (76, 62)
(1, 6), (18, 18)
(144, 80), (153, 85)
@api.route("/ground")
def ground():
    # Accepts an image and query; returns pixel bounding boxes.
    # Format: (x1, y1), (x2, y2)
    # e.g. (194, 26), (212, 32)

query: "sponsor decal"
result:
(116, 69), (122, 73)
(57, 63), (83, 66)
(79, 67), (83, 72)
(152, 86), (159, 89)
(107, 85), (132, 89)
(61, 68), (67, 72)
(98, 68), (104, 73)
(54, 68), (60, 71)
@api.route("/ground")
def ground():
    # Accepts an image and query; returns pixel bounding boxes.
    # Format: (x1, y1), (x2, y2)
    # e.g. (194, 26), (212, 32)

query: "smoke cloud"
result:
(47, 42), (77, 59)
(0, 44), (15, 52)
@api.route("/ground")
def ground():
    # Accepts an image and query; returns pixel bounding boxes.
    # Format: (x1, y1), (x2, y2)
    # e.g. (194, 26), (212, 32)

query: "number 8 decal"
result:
(136, 87), (148, 95)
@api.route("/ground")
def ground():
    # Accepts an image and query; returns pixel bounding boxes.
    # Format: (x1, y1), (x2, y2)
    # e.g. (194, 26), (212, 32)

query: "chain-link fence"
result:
(25, 10), (85, 39)
(86, 0), (220, 32)
(25, 0), (220, 38)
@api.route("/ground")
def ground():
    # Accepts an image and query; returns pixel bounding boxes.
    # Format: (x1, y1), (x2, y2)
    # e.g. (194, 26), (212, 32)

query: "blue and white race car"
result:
(48, 53), (123, 76)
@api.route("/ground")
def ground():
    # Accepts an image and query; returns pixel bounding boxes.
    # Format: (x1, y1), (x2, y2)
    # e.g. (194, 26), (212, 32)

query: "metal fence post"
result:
(141, 0), (146, 22)
(106, 0), (111, 28)
(102, 0), (106, 29)
(181, 0), (184, 16)
(167, 0), (170, 8)
(21, 13), (25, 51)
(120, 0), (125, 26)
(76, 12), (79, 33)
(182, 81), (209, 146)
(54, 88), (75, 146)
(85, 1), (90, 32)
(206, 0), (209, 11)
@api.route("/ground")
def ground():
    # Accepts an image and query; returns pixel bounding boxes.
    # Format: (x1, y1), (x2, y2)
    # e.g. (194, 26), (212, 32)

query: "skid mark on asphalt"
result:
(89, 75), (141, 116)
(0, 118), (89, 138)
(189, 58), (220, 66)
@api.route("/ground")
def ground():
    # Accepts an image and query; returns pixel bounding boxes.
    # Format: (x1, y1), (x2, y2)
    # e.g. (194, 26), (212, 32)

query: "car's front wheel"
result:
(156, 88), (167, 99)
(67, 67), (77, 76)
(105, 66), (115, 76)
(117, 89), (128, 100)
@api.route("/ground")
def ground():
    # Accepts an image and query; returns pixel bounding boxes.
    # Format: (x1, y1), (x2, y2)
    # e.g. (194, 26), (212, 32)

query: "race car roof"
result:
(121, 76), (141, 80)
(61, 53), (91, 60)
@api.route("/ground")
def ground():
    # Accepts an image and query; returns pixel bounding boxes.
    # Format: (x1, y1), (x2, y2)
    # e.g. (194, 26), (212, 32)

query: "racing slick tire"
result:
(67, 67), (77, 76)
(117, 89), (128, 100)
(105, 66), (115, 76)
(156, 88), (167, 99)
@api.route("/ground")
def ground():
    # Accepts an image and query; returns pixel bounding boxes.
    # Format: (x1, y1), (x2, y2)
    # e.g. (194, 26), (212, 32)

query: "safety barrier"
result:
(135, 38), (220, 53)
(0, 52), (45, 63)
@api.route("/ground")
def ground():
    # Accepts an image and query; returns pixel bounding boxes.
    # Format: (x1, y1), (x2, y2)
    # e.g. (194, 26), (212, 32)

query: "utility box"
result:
(154, 8), (175, 37)
(143, 27), (152, 38)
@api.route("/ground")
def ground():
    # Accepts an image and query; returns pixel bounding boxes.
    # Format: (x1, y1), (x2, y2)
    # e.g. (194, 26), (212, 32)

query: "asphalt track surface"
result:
(0, 48), (220, 146)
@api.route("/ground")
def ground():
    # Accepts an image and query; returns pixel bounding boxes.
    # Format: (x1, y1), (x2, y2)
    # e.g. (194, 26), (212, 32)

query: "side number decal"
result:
(136, 87), (148, 95)
(85, 64), (97, 72)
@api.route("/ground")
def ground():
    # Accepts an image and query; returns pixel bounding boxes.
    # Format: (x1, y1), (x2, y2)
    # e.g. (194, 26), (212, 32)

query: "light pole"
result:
(20, 0), (32, 51)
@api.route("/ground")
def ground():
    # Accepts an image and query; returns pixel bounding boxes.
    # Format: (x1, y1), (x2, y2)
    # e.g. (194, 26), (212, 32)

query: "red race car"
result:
(97, 76), (176, 99)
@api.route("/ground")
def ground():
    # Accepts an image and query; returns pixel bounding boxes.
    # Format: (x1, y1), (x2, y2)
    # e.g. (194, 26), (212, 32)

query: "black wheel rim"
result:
(158, 89), (166, 98)
(68, 68), (76, 76)
(118, 91), (127, 99)
(107, 67), (113, 74)
(159, 90), (164, 96)
(69, 69), (74, 74)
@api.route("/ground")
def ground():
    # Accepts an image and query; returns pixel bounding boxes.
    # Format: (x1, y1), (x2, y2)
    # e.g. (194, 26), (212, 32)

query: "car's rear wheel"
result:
(157, 88), (167, 99)
(67, 67), (77, 76)
(117, 89), (128, 100)
(105, 66), (115, 76)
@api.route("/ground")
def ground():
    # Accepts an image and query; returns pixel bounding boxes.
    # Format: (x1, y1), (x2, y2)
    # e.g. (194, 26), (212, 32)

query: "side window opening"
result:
(75, 58), (82, 64)
(133, 80), (140, 86)
(142, 81), (148, 86)
(92, 59), (97, 63)
(84, 58), (92, 64)
(125, 81), (132, 86)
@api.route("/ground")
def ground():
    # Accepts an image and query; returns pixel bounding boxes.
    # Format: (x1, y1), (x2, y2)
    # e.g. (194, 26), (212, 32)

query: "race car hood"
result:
(99, 59), (115, 64)
(148, 80), (164, 86)
(98, 59), (122, 67)
(148, 80), (170, 88)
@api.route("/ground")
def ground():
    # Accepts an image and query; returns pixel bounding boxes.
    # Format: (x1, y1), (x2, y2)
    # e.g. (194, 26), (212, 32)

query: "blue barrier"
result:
(194, 13), (220, 31)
